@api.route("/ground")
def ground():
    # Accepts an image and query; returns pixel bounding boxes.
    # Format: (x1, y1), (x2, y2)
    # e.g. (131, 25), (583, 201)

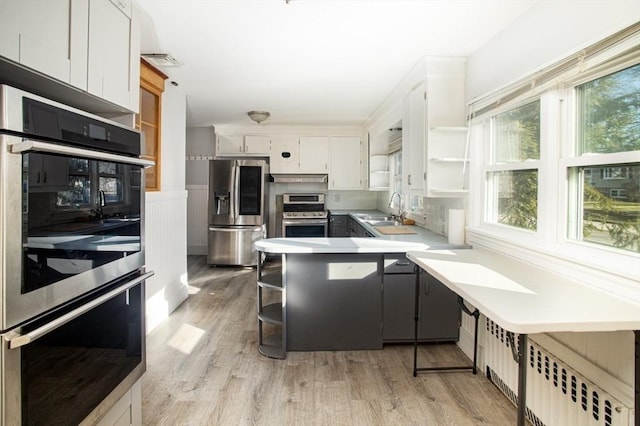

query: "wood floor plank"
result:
(142, 256), (518, 425)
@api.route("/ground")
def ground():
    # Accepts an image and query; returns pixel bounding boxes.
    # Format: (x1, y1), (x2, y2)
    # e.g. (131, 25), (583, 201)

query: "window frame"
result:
(468, 52), (640, 284)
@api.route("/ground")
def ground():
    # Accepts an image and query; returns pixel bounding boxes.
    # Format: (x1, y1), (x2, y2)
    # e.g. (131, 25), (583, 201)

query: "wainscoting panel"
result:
(187, 185), (208, 255)
(145, 190), (189, 333)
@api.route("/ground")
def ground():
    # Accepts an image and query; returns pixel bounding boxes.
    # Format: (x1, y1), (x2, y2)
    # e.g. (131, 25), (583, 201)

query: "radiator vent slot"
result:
(484, 319), (631, 426)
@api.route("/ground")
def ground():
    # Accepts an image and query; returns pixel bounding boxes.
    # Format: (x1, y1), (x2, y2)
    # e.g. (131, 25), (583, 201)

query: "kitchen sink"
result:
(364, 219), (403, 226)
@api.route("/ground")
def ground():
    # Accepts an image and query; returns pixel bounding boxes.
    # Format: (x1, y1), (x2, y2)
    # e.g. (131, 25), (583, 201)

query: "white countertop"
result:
(407, 248), (640, 334)
(255, 237), (433, 254)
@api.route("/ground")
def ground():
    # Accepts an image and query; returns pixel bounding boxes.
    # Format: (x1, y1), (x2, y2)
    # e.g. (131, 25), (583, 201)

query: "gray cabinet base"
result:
(286, 253), (383, 351)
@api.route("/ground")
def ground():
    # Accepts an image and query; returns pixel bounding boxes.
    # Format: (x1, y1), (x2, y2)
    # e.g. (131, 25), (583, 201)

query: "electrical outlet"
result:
(335, 194), (341, 202)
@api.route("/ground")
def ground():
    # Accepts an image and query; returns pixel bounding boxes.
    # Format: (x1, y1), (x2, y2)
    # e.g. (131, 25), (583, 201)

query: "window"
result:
(388, 149), (403, 210)
(568, 64), (640, 253)
(486, 100), (541, 230)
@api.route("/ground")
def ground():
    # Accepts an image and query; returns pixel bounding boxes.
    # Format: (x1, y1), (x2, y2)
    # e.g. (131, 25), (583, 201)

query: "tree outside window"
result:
(487, 100), (540, 230)
(572, 64), (640, 253)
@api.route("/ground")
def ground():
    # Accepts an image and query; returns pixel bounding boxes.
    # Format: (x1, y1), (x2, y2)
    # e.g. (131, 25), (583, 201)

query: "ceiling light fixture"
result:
(248, 111), (270, 124)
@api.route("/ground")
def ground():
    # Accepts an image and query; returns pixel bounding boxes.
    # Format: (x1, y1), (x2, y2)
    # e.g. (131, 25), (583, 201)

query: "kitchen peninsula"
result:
(255, 218), (468, 359)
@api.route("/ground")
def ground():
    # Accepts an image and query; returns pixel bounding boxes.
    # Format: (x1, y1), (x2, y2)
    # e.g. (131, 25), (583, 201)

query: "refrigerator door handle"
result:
(230, 161), (238, 221)
(233, 162), (241, 221)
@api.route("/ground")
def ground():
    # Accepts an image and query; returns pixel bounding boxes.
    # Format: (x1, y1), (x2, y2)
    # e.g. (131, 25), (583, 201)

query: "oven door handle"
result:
(10, 140), (155, 168)
(5, 271), (154, 349)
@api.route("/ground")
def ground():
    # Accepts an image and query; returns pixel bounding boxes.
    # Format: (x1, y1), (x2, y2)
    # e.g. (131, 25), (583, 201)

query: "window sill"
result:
(467, 228), (640, 302)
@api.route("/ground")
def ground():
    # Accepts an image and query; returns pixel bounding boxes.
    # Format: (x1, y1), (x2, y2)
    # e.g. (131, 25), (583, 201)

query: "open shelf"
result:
(259, 303), (283, 325)
(258, 271), (282, 290)
(258, 331), (285, 359)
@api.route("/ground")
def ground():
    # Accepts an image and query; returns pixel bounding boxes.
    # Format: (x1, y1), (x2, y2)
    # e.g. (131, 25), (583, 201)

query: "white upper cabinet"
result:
(404, 82), (426, 191)
(423, 61), (467, 197)
(244, 135), (271, 155)
(299, 137), (329, 173)
(329, 136), (361, 190)
(216, 135), (244, 155)
(88, 0), (140, 111)
(400, 58), (468, 197)
(270, 135), (299, 173)
(0, 0), (88, 88)
(216, 135), (271, 156)
(0, 0), (139, 112)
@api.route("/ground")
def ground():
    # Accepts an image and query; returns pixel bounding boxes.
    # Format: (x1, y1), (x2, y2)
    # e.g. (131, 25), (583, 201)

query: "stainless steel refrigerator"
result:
(207, 159), (268, 266)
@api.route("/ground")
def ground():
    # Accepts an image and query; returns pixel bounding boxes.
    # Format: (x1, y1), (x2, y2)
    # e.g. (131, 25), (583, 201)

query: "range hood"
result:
(271, 174), (328, 183)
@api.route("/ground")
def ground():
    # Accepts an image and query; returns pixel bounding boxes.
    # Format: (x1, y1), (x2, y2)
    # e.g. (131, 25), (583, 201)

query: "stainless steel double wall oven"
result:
(0, 85), (153, 425)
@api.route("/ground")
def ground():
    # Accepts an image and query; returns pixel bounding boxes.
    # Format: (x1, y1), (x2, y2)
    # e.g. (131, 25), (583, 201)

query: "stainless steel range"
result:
(281, 193), (328, 237)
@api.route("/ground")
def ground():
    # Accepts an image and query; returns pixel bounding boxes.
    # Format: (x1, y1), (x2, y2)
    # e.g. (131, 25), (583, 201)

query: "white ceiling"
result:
(135, 0), (536, 128)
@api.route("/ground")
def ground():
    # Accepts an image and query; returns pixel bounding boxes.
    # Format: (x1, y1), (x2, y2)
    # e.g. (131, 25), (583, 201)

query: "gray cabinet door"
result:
(383, 261), (460, 343)
(420, 274), (460, 341)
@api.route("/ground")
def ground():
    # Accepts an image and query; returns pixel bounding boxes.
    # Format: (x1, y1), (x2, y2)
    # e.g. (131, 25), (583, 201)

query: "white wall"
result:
(467, 0), (640, 101)
(145, 81), (189, 333)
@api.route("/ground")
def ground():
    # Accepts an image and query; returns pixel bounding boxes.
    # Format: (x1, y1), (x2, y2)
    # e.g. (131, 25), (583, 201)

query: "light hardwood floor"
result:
(142, 256), (517, 425)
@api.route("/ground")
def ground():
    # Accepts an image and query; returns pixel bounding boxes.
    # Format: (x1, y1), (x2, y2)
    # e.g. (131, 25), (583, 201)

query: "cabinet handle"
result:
(36, 171), (41, 184)
(396, 261), (411, 266)
(42, 171), (47, 183)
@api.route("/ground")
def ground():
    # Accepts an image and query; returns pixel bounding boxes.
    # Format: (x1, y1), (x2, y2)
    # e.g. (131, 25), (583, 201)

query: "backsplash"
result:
(423, 197), (466, 237)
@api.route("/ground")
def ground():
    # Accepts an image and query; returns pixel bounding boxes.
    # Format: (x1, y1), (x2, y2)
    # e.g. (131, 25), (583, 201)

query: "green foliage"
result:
(580, 64), (640, 153)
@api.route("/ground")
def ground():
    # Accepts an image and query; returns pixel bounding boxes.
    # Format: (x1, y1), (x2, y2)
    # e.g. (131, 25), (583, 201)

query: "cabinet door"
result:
(19, 0), (74, 83)
(217, 135), (244, 155)
(28, 154), (69, 192)
(329, 136), (361, 189)
(0, 0), (88, 88)
(299, 136), (329, 173)
(405, 83), (426, 190)
(420, 274), (460, 341)
(383, 273), (415, 341)
(270, 135), (299, 173)
(244, 135), (270, 155)
(0, 1), (22, 62)
(88, 0), (134, 109)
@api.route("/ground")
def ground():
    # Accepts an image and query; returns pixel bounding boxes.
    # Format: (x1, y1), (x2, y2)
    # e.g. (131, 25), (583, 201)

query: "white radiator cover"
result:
(484, 319), (632, 426)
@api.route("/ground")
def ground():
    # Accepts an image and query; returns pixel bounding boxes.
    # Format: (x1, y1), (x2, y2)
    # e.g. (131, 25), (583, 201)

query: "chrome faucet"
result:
(388, 192), (402, 220)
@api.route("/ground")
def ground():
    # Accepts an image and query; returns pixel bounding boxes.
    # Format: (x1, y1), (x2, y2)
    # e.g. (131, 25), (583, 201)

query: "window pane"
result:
(98, 161), (117, 175)
(57, 176), (91, 207)
(578, 64), (640, 154)
(494, 100), (540, 162)
(574, 164), (640, 253)
(99, 177), (122, 203)
(488, 170), (538, 230)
